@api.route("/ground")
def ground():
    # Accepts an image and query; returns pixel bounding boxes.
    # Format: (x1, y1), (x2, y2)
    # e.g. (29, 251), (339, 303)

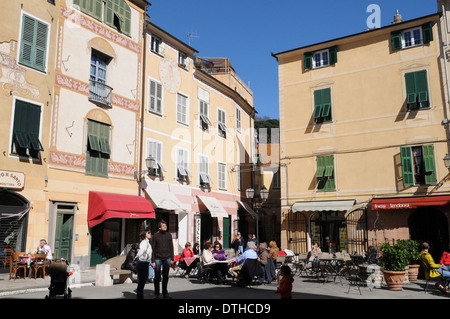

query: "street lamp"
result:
(134, 156), (156, 180)
(444, 154), (450, 171)
(245, 185), (269, 244)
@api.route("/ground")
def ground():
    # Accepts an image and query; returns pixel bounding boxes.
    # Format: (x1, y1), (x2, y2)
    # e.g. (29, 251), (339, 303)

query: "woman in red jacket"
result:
(440, 250), (450, 270)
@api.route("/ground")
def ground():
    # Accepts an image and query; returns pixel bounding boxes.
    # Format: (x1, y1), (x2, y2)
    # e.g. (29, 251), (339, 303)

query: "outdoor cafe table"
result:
(315, 255), (344, 284)
(18, 254), (35, 267)
(213, 258), (236, 281)
(184, 256), (198, 267)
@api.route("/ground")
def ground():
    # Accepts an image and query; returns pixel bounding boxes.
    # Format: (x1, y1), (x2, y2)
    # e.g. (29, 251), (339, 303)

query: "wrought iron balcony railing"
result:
(89, 80), (113, 107)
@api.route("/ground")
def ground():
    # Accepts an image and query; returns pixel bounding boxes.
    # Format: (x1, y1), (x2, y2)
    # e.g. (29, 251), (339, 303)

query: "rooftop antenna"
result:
(187, 32), (199, 46)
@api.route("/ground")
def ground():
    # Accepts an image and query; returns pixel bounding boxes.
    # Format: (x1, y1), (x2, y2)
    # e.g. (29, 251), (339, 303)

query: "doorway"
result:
(409, 207), (449, 262)
(310, 211), (347, 252)
(54, 205), (75, 261)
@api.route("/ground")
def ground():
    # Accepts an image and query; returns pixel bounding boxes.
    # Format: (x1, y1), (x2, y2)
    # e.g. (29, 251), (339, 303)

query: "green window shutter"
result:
(104, 0), (114, 27)
(86, 120), (110, 177)
(329, 46), (338, 65)
(93, 0), (103, 20)
(316, 156), (325, 178)
(19, 14), (48, 72)
(99, 123), (111, 154)
(415, 70), (429, 104)
(422, 22), (433, 44)
(400, 146), (414, 186)
(405, 72), (417, 105)
(324, 155), (334, 177)
(422, 145), (437, 185)
(12, 100), (43, 153)
(313, 90), (323, 119)
(391, 31), (402, 51)
(321, 88), (332, 120)
(304, 52), (313, 70)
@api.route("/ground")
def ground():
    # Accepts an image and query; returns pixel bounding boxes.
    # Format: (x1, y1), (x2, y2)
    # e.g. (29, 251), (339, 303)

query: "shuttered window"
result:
(73, 0), (103, 20)
(400, 145), (437, 186)
(304, 46), (337, 70)
(19, 14), (49, 72)
(11, 100), (44, 156)
(313, 88), (332, 123)
(148, 79), (162, 115)
(104, 0), (131, 36)
(86, 120), (110, 177)
(405, 70), (429, 110)
(391, 22), (433, 51)
(316, 155), (335, 191)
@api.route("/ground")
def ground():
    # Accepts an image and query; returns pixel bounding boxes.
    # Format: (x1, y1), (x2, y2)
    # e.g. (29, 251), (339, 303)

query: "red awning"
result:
(371, 195), (450, 210)
(88, 191), (155, 228)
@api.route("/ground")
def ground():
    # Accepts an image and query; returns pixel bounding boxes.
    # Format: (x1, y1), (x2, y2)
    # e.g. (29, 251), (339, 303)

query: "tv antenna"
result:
(187, 32), (199, 46)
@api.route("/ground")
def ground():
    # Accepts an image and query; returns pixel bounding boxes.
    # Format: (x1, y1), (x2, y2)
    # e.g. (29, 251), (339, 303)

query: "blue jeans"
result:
(148, 263), (154, 279)
(154, 259), (171, 296)
(437, 267), (450, 286)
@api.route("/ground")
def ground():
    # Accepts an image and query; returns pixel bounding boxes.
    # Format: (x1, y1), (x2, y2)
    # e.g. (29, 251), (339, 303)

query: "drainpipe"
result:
(138, 6), (150, 197)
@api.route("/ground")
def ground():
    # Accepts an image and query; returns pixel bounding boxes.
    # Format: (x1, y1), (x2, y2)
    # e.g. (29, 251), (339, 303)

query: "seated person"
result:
(419, 242), (450, 294)
(231, 241), (258, 281)
(181, 242), (199, 278)
(198, 242), (215, 283)
(440, 250), (450, 271)
(307, 242), (321, 267)
(35, 239), (52, 264)
(212, 242), (227, 260)
(121, 243), (139, 274)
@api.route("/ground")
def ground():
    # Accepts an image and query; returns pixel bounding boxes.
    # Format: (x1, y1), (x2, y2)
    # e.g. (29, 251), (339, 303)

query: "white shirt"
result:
(135, 239), (152, 263)
(36, 244), (52, 260)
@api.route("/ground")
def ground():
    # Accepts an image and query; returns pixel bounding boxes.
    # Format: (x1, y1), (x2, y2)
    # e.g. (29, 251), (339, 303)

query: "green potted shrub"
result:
(378, 242), (409, 291)
(396, 239), (420, 281)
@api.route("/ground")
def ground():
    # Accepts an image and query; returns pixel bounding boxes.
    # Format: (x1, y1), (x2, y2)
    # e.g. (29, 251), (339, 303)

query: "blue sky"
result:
(147, 1), (438, 120)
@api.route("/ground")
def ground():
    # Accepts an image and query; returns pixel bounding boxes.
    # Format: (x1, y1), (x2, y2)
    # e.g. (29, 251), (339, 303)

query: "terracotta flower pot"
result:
(382, 270), (406, 291)
(407, 264), (420, 281)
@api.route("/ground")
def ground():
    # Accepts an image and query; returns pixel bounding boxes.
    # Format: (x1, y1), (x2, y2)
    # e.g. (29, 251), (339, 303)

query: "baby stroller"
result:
(45, 259), (72, 299)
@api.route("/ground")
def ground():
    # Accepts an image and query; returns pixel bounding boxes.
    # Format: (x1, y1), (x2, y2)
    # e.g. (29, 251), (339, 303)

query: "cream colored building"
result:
(274, 12), (450, 260)
(45, 0), (148, 269)
(141, 22), (257, 251)
(0, 0), (58, 257)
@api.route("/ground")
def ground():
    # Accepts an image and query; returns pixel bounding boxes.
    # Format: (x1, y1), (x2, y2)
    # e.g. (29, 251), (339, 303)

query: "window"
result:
(405, 70), (429, 110)
(401, 145), (437, 186)
(391, 22), (433, 51)
(218, 162), (227, 190)
(11, 99), (44, 157)
(74, 0), (131, 36)
(304, 46), (337, 70)
(176, 148), (191, 182)
(19, 13), (49, 72)
(150, 35), (164, 56)
(178, 51), (188, 69)
(316, 155), (335, 191)
(176, 93), (188, 125)
(198, 88), (211, 129)
(199, 155), (213, 186)
(86, 120), (111, 177)
(217, 109), (227, 138)
(147, 140), (166, 177)
(148, 79), (163, 115)
(236, 107), (241, 132)
(89, 50), (113, 107)
(313, 88), (332, 123)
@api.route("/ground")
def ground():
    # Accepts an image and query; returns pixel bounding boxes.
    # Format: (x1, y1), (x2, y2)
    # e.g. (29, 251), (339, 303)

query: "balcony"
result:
(89, 80), (113, 107)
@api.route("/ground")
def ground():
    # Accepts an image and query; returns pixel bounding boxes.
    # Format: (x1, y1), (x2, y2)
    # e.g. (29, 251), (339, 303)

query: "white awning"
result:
(237, 200), (257, 219)
(292, 199), (356, 212)
(144, 189), (184, 211)
(197, 195), (229, 218)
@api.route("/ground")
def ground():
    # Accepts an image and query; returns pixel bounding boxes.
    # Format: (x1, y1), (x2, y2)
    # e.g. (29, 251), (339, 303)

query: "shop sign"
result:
(0, 170), (25, 189)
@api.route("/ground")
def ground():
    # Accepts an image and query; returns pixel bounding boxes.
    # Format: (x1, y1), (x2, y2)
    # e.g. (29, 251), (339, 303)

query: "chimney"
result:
(392, 10), (403, 24)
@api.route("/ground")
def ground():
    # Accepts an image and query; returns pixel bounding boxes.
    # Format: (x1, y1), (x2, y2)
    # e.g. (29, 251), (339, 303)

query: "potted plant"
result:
(378, 242), (409, 291)
(396, 239), (421, 281)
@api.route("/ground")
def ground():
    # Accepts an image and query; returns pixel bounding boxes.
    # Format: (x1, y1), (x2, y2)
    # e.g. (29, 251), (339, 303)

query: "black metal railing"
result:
(89, 80), (113, 107)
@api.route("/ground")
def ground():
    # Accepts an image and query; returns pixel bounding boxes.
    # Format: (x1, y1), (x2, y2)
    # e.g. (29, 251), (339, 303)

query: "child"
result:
(276, 265), (294, 299)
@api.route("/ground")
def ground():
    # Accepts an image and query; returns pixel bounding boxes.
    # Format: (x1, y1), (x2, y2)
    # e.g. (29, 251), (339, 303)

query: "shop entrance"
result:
(0, 190), (29, 254)
(409, 207), (449, 262)
(310, 212), (347, 252)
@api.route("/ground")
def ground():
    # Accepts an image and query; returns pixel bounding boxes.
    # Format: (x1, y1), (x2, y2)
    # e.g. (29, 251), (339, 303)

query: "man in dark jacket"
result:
(151, 220), (174, 299)
(121, 243), (139, 274)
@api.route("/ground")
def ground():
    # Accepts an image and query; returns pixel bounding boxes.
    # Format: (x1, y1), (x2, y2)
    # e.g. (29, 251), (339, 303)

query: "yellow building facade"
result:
(0, 0), (58, 257)
(141, 22), (257, 251)
(274, 13), (450, 259)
